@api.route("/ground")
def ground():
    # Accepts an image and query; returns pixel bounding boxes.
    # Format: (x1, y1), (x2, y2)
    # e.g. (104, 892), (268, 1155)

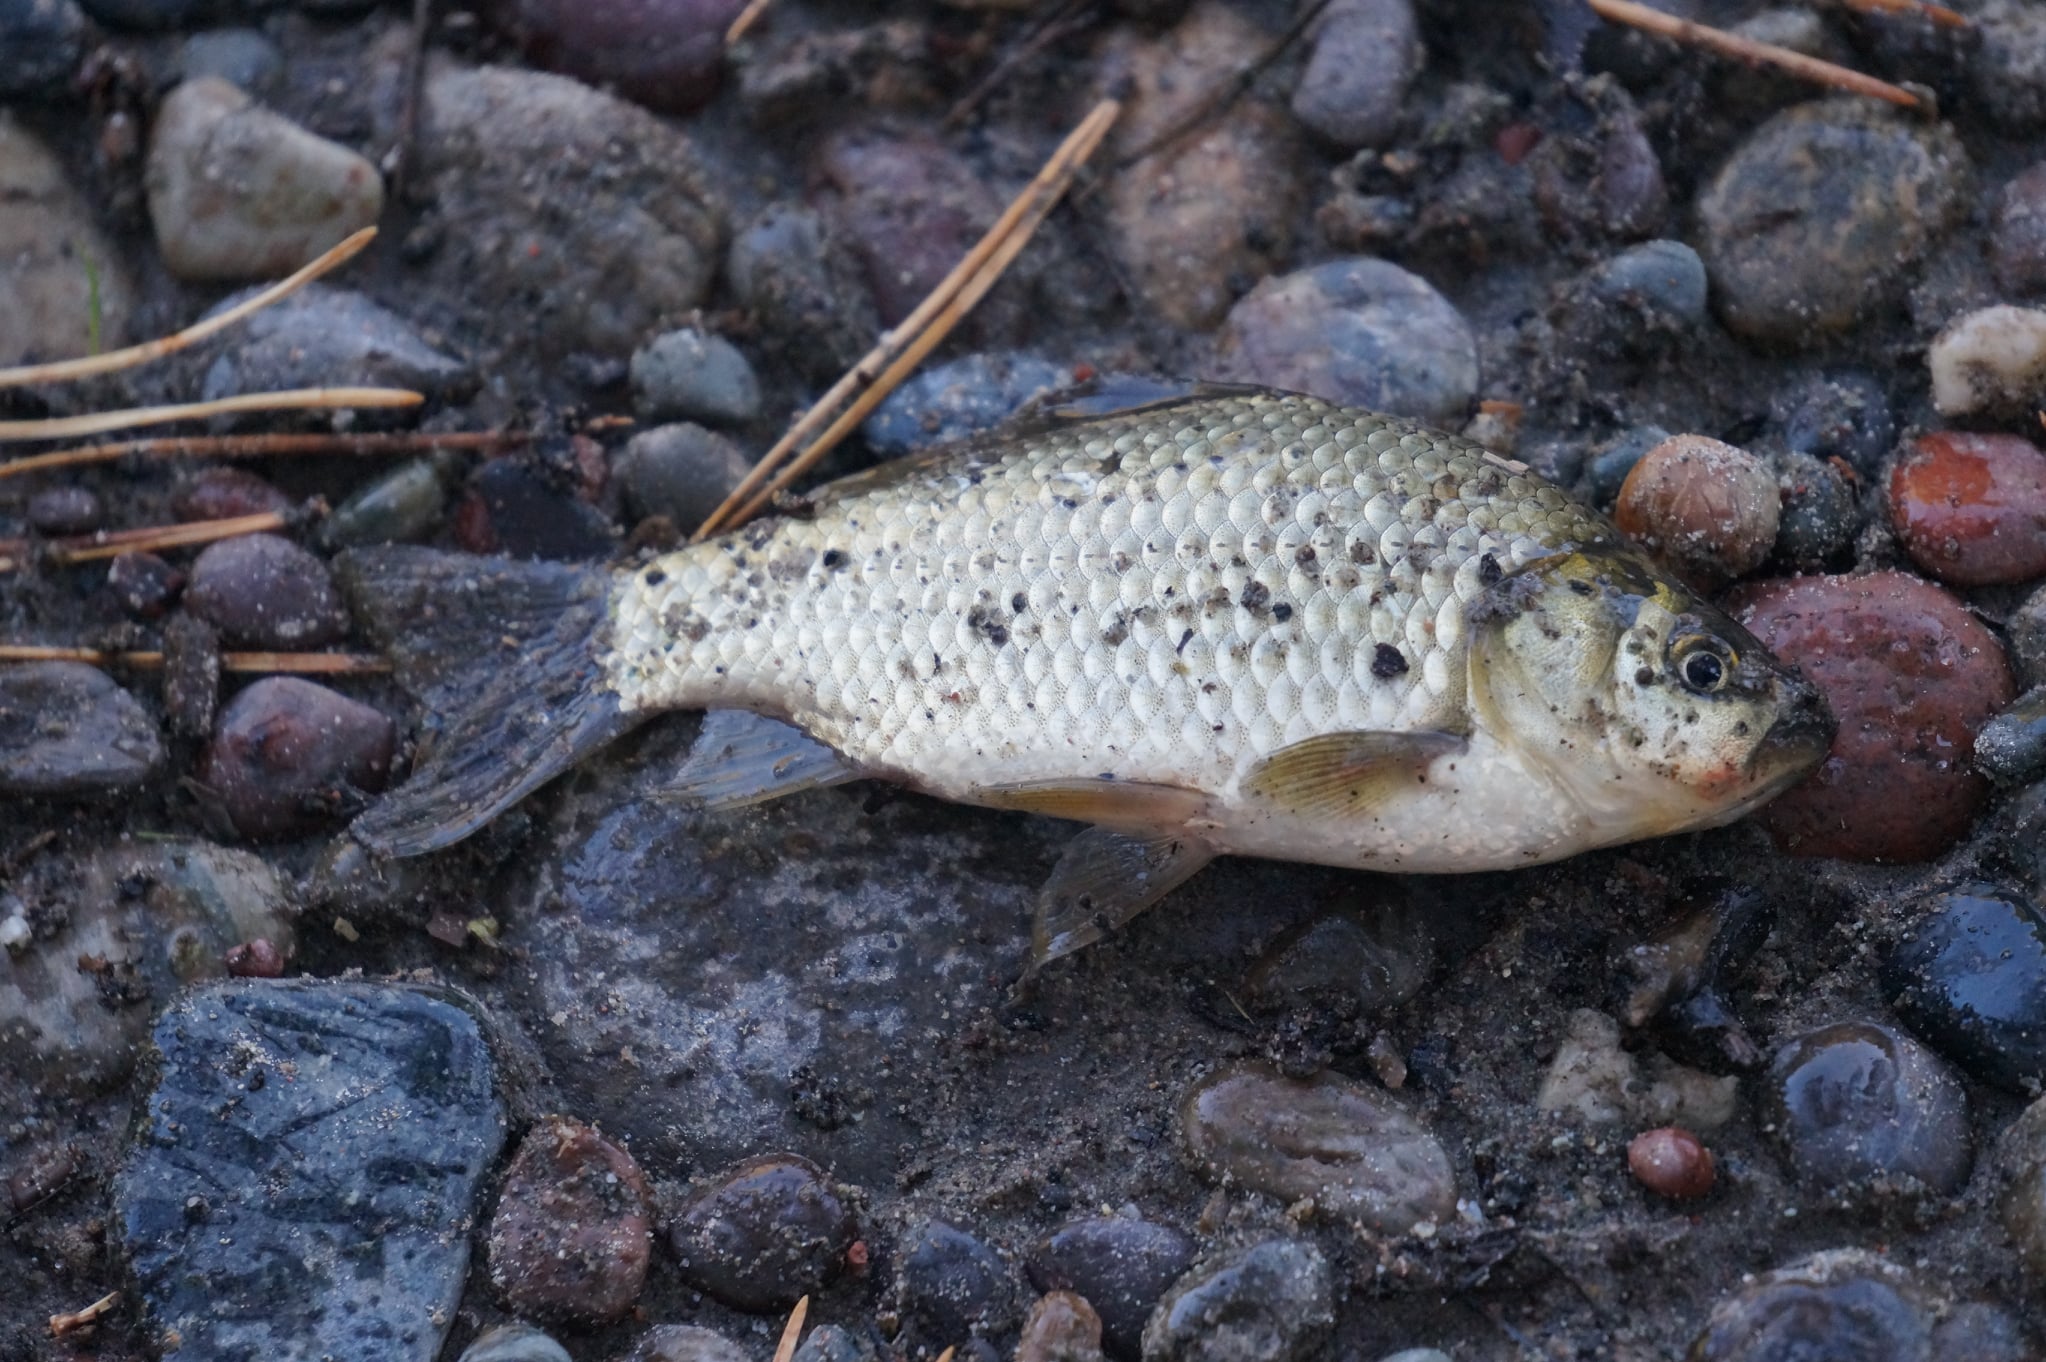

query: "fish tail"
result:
(334, 547), (642, 857)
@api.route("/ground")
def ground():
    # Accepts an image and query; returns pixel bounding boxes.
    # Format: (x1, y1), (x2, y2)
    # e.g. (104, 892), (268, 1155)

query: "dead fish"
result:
(337, 387), (1834, 970)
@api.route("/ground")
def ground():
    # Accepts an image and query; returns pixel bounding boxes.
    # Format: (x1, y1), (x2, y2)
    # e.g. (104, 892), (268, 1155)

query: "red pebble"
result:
(488, 1115), (653, 1323)
(1888, 432), (2046, 587)
(224, 938), (286, 978)
(1628, 1126), (1714, 1200)
(1731, 571), (2015, 862)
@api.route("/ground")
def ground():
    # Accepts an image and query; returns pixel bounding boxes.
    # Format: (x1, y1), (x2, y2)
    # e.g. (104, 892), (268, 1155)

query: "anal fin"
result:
(1244, 730), (1468, 818)
(658, 709), (859, 811)
(1030, 826), (1215, 973)
(974, 777), (1209, 832)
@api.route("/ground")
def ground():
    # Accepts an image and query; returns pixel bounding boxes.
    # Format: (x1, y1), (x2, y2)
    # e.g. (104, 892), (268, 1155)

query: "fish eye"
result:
(1672, 637), (1733, 693)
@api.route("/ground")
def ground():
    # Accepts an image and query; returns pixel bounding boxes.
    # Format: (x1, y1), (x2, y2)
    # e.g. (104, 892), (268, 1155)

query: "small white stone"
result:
(0, 913), (31, 953)
(1929, 304), (2046, 416)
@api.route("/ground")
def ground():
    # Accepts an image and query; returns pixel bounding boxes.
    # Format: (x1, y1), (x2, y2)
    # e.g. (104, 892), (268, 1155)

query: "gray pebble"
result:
(1585, 239), (1708, 328)
(614, 423), (754, 532)
(179, 27), (283, 93)
(26, 485), (103, 536)
(1772, 369), (1893, 477)
(896, 1220), (1018, 1340)
(1142, 1239), (1334, 1362)
(729, 204), (878, 384)
(1992, 162), (2046, 293)
(458, 1325), (572, 1362)
(1585, 426), (1668, 505)
(1970, 0), (2046, 133)
(1976, 687), (2046, 789)
(1689, 1250), (1930, 1361)
(1761, 1021), (1972, 1198)
(0, 662), (162, 796)
(1215, 257), (1479, 426)
(199, 283), (468, 407)
(2011, 582), (2046, 691)
(0, 0), (86, 96)
(1772, 452), (1857, 569)
(626, 1325), (754, 1362)
(1030, 1216), (1197, 1360)
(862, 353), (1069, 456)
(668, 1154), (854, 1312)
(185, 534), (350, 649)
(631, 328), (762, 426)
(791, 1324), (876, 1362)
(324, 457), (453, 549)
(0, 118), (136, 367)
(1291, 0), (1422, 150)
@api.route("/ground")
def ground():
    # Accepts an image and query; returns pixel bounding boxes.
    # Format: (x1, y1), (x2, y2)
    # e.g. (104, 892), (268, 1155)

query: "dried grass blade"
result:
(0, 429), (519, 481)
(0, 645), (388, 673)
(43, 511), (290, 565)
(1838, 0), (1967, 28)
(1587, 0), (1926, 107)
(771, 1296), (810, 1362)
(0, 387), (424, 443)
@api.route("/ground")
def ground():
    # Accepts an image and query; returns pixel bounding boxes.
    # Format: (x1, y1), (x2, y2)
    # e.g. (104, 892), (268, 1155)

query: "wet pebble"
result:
(1698, 99), (1966, 345)
(1583, 239), (1709, 330)
(1179, 1062), (1455, 1233)
(627, 1325), (753, 1362)
(2001, 1095), (2046, 1277)
(1242, 901), (1436, 1016)
(1290, 0), (1421, 151)
(171, 467), (293, 522)
(1688, 1250), (1931, 1360)
(1142, 1239), (1333, 1362)
(1969, 1), (2046, 133)
(1215, 257), (1479, 426)
(200, 284), (468, 408)
(1883, 884), (2046, 1094)
(146, 78), (384, 283)
(613, 423), (753, 533)
(669, 1153), (855, 1312)
(896, 1220), (1018, 1340)
(324, 457), (453, 549)
(0, 118), (135, 366)
(1976, 688), (2046, 788)
(117, 980), (505, 1362)
(1731, 572), (2015, 862)
(26, 485), (102, 536)
(196, 678), (395, 840)
(729, 204), (878, 385)
(1613, 435), (1780, 588)
(457, 457), (618, 560)
(185, 534), (350, 648)
(0, 0), (86, 96)
(631, 328), (762, 427)
(1029, 1216), (1196, 1360)
(1992, 163), (2046, 293)
(501, 0), (742, 115)
(0, 662), (162, 796)
(1627, 1126), (1715, 1201)
(107, 552), (185, 619)
(458, 1325), (571, 1362)
(179, 28), (283, 94)
(862, 353), (1069, 456)
(1772, 452), (1857, 570)
(1761, 1021), (1972, 1198)
(487, 1115), (652, 1323)
(1772, 370), (1893, 478)
(1927, 306), (2046, 419)
(1018, 1292), (1106, 1362)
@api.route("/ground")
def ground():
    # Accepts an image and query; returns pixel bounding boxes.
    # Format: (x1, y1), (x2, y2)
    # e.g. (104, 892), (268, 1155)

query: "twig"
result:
(1838, 0), (1967, 28)
(726, 0), (773, 43)
(0, 511), (293, 571)
(771, 1296), (809, 1362)
(0, 230), (378, 390)
(1587, 0), (1927, 108)
(0, 646), (389, 674)
(697, 98), (1120, 538)
(1109, 0), (1333, 170)
(48, 1290), (118, 1338)
(0, 388), (424, 443)
(1, 429), (519, 481)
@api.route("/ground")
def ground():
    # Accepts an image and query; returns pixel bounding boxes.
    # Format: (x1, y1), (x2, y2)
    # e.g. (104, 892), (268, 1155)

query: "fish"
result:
(337, 386), (1835, 971)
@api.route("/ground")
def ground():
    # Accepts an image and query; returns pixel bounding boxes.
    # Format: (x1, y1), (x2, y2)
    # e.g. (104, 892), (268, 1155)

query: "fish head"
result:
(1467, 547), (1834, 838)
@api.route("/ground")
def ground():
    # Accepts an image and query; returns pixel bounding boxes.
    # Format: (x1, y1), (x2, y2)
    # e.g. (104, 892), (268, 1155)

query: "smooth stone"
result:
(146, 78), (384, 283)
(324, 457), (453, 549)
(117, 980), (505, 1362)
(1214, 257), (1479, 426)
(790, 1324), (875, 1362)
(488, 1115), (653, 1323)
(1536, 1008), (1739, 1130)
(613, 423), (752, 533)
(728, 204), (877, 384)
(1883, 885), (2046, 1094)
(1141, 1239), (1333, 1362)
(1584, 239), (1709, 328)
(1992, 162), (2046, 292)
(2001, 1095), (2046, 1277)
(418, 65), (723, 358)
(1179, 1062), (1455, 1232)
(199, 283), (469, 407)
(1029, 1216), (1197, 1360)
(179, 27), (282, 93)
(501, 0), (743, 115)
(455, 457), (618, 560)
(26, 485), (103, 536)
(630, 328), (762, 426)
(0, 0), (86, 95)
(172, 466), (294, 521)
(0, 116), (135, 366)
(1290, 0), (1422, 150)
(1772, 370), (1893, 477)
(1617, 881), (1773, 1075)
(107, 551), (186, 619)
(1762, 1021), (1972, 1197)
(459, 1325), (573, 1362)
(897, 1220), (1018, 1340)
(1688, 1250), (1931, 1361)
(1976, 687), (2046, 788)
(862, 353), (1069, 456)
(1730, 572), (2016, 862)
(196, 678), (395, 840)
(668, 1154), (855, 1312)
(1773, 452), (1857, 570)
(0, 662), (162, 796)
(1613, 435), (1780, 588)
(626, 1325), (753, 1362)
(1627, 1127), (1715, 1201)
(1018, 1291), (1106, 1362)
(185, 534), (351, 649)
(1928, 306), (2046, 418)
(1698, 99), (1967, 344)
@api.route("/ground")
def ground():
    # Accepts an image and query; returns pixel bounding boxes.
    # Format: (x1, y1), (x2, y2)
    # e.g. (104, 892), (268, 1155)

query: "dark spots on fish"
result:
(1239, 581), (1271, 614)
(820, 548), (844, 569)
(1294, 545), (1317, 568)
(1101, 614), (1130, 647)
(665, 605), (713, 643)
(1479, 553), (1502, 586)
(1272, 602), (1293, 622)
(1635, 666), (1655, 687)
(1177, 628), (1194, 654)
(967, 605), (1011, 647)
(1012, 592), (1028, 613)
(1735, 720), (1750, 737)
(1350, 540), (1375, 565)
(1372, 644), (1408, 679)
(1060, 497), (1079, 510)
(643, 568), (667, 587)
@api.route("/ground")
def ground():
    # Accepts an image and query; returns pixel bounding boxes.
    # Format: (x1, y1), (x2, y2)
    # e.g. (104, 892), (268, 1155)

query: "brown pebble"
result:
(1017, 1290), (1106, 1362)
(195, 677), (394, 840)
(488, 1115), (654, 1324)
(106, 551), (185, 620)
(1614, 435), (1780, 588)
(1888, 432), (2046, 588)
(223, 937), (286, 978)
(171, 467), (293, 522)
(27, 485), (103, 535)
(1628, 1126), (1715, 1200)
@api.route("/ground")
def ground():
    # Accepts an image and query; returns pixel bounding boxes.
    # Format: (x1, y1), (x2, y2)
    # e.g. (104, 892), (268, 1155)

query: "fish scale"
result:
(608, 391), (1609, 800)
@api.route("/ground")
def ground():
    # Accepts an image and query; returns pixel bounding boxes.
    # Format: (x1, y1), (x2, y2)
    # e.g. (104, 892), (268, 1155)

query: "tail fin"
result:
(334, 547), (642, 857)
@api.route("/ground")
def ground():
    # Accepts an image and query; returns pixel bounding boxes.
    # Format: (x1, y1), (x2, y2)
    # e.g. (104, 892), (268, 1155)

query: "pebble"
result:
(1179, 1062), (1455, 1233)
(171, 467), (294, 522)
(1627, 1127), (1715, 1201)
(1584, 426), (1669, 505)
(626, 1325), (754, 1362)
(1214, 258), (1480, 426)
(1376, 1353), (1452, 1362)
(1141, 1239), (1334, 1362)
(2014, 584), (2046, 691)
(107, 552), (185, 619)
(324, 456), (453, 549)
(1582, 239), (1709, 330)
(457, 457), (618, 560)
(1290, 0), (1422, 150)
(1976, 687), (2046, 787)
(1731, 572), (2016, 862)
(818, 130), (1008, 330)
(612, 424), (752, 533)
(729, 204), (879, 385)
(223, 936), (285, 977)
(1761, 1021), (1972, 1197)
(26, 485), (102, 536)
(1883, 884), (2046, 1094)
(630, 328), (763, 427)
(1969, 0), (2046, 133)
(1102, 3), (1304, 329)
(1614, 435), (1781, 588)
(179, 28), (283, 94)
(501, 0), (743, 114)
(185, 534), (350, 649)
(1932, 1304), (2034, 1362)
(1772, 370), (1894, 478)
(896, 1220), (1018, 1340)
(196, 678), (396, 840)
(862, 353), (1070, 456)
(117, 980), (505, 1362)
(1771, 452), (1857, 570)
(1927, 306), (2046, 419)
(1688, 1250), (1931, 1361)
(1992, 163), (2046, 292)
(1018, 1292), (1106, 1362)
(458, 1325), (572, 1362)
(1618, 882), (1773, 1074)
(1241, 901), (1436, 1016)
(791, 1324), (876, 1362)
(668, 1153), (855, 1312)
(0, 0), (86, 96)
(0, 117), (135, 367)
(199, 284), (469, 408)
(1029, 1216), (1197, 1360)
(2001, 1095), (2046, 1277)
(487, 1115), (652, 1323)
(1535, 1008), (1739, 1130)
(0, 662), (162, 796)
(418, 65), (722, 358)
(162, 611), (221, 739)
(145, 78), (384, 283)
(1697, 99), (1966, 345)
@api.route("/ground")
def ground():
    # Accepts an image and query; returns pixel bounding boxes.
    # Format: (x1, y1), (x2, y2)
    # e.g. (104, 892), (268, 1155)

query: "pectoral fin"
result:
(1244, 730), (1468, 818)
(974, 777), (1210, 832)
(657, 709), (859, 811)
(1030, 826), (1216, 972)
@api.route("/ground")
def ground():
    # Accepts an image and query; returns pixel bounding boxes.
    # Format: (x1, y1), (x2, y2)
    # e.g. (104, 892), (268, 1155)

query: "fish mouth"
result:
(1751, 675), (1836, 784)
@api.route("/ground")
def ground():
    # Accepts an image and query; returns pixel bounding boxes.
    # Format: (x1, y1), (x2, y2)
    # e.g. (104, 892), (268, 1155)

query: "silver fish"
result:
(340, 388), (1833, 968)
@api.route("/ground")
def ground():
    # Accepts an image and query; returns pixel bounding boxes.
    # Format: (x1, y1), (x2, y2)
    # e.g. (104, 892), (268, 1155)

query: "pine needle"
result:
(0, 429), (519, 481)
(0, 646), (388, 674)
(727, 0), (773, 42)
(1838, 0), (1967, 28)
(772, 1296), (809, 1362)
(0, 511), (293, 572)
(0, 388), (424, 443)
(1587, 0), (1928, 108)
